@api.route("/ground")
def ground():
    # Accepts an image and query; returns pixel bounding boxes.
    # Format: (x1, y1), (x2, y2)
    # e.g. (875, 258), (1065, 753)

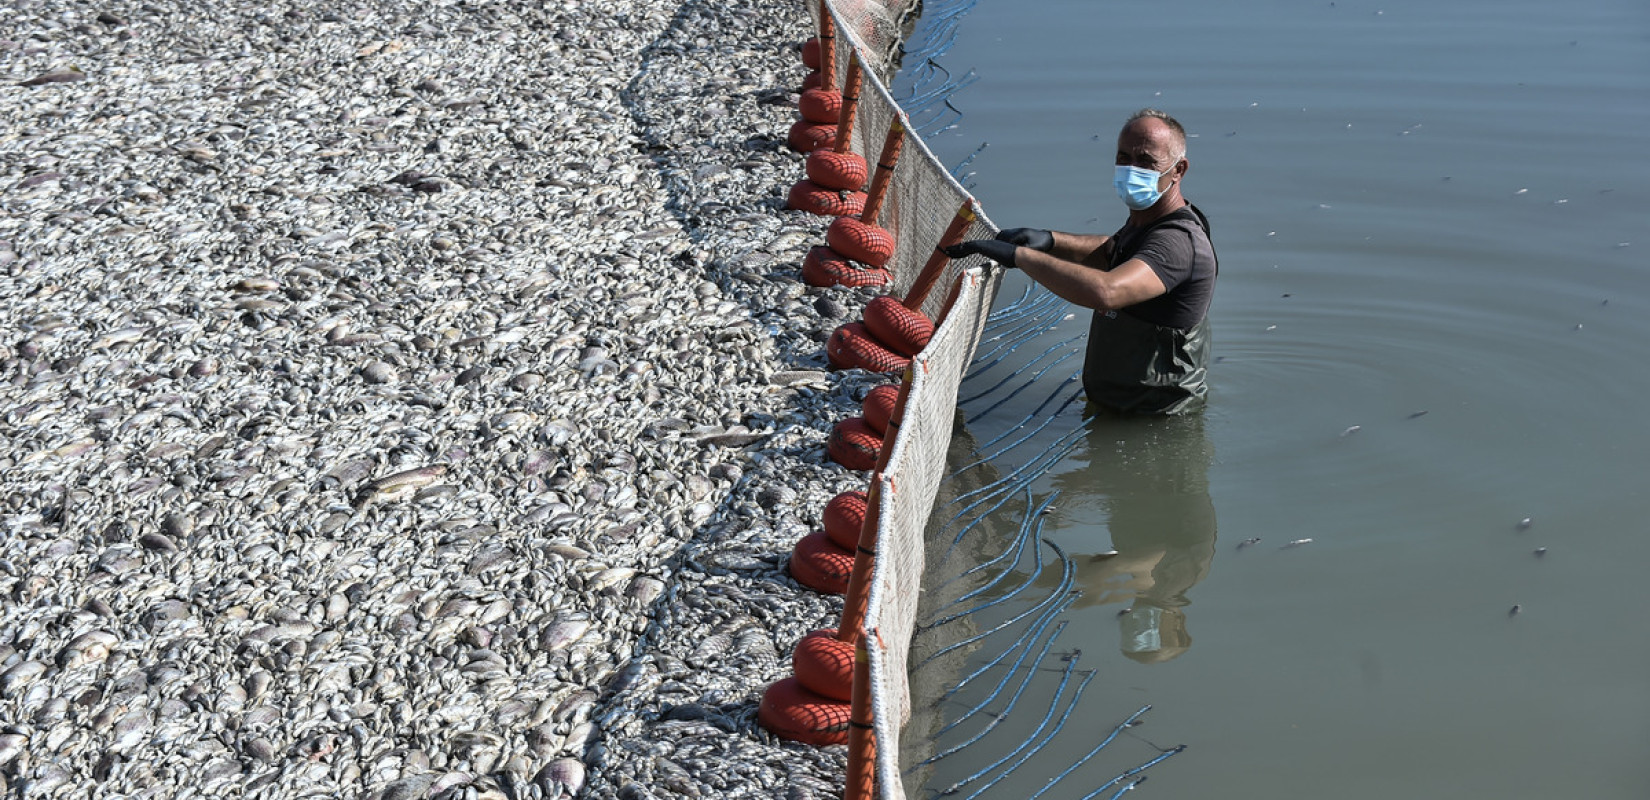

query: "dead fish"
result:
(1236, 537), (1261, 549)
(1516, 517), (1533, 531)
(356, 465), (447, 504)
(20, 68), (87, 86)
(1508, 604), (1522, 617)
(1282, 538), (1314, 548)
(539, 617), (590, 652)
(1339, 425), (1361, 437)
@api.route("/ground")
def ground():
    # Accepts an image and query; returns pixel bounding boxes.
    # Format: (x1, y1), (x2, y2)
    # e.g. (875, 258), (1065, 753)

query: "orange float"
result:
(787, 180), (866, 218)
(826, 322), (910, 374)
(801, 246), (890, 289)
(863, 295), (934, 357)
(806, 150), (868, 192)
(787, 119), (837, 154)
(799, 88), (843, 124)
(789, 529), (854, 595)
(793, 628), (855, 701)
(861, 384), (900, 435)
(828, 417), (883, 471)
(758, 676), (850, 746)
(826, 217), (896, 267)
(822, 490), (868, 550)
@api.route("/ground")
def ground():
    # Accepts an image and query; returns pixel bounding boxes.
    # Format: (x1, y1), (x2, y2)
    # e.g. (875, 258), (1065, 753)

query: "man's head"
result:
(1113, 109), (1188, 211)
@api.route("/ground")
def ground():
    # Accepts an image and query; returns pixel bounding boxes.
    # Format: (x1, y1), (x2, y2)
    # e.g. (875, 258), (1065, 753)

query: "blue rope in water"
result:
(923, 653), (1084, 775)
(923, 494), (1053, 626)
(950, 141), (988, 182)
(966, 303), (1070, 372)
(916, 556), (1075, 670)
(958, 339), (1081, 406)
(1025, 706), (1153, 800)
(1074, 748), (1186, 800)
(943, 666), (1099, 796)
(963, 382), (1085, 460)
(940, 442), (1080, 564)
(934, 619), (1067, 738)
(927, 540), (1074, 683)
(984, 284), (1037, 324)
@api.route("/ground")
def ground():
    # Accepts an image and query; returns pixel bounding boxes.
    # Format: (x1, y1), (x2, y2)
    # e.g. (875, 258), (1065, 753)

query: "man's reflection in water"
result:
(1051, 412), (1216, 663)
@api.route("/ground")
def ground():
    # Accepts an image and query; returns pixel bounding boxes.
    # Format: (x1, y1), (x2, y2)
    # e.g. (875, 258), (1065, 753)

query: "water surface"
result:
(902, 0), (1650, 796)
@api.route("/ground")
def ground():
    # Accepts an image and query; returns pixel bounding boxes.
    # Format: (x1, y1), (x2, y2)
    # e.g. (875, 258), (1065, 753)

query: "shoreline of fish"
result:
(1, 0), (880, 797)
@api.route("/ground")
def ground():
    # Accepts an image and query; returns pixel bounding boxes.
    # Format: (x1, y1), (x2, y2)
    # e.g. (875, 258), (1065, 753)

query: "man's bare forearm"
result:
(1048, 231), (1113, 266)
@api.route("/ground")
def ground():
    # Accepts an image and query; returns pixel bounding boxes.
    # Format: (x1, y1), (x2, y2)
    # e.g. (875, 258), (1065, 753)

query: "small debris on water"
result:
(1533, 547), (1548, 557)
(1340, 425), (1361, 437)
(1516, 517), (1533, 531)
(1508, 604), (1522, 617)
(1282, 538), (1313, 549)
(1407, 410), (1428, 419)
(1237, 537), (1261, 550)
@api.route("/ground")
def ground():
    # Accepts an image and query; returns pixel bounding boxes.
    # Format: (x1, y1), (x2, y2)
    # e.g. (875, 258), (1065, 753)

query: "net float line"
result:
(789, 369), (913, 700)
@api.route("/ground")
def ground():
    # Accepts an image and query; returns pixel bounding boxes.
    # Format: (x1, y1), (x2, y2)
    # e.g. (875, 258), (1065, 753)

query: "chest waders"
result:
(1082, 206), (1213, 415)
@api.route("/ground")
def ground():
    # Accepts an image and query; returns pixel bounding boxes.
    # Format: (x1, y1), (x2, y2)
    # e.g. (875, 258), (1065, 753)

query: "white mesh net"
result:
(802, 2), (1007, 798)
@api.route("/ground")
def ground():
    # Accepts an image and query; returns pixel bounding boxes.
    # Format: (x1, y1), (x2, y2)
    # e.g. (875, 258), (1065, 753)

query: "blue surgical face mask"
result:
(1114, 163), (1174, 211)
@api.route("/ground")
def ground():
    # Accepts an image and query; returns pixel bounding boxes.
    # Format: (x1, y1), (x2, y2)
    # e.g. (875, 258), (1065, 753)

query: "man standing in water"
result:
(945, 108), (1218, 414)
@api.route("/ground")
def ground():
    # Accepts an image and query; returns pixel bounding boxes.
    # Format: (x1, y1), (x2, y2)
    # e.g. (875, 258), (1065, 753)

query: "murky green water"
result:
(901, 0), (1650, 797)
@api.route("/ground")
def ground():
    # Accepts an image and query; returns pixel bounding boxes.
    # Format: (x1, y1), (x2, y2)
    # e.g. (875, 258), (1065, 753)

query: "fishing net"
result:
(802, 2), (1009, 799)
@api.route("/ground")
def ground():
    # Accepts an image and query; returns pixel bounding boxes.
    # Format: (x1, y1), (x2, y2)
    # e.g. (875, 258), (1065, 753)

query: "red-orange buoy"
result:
(802, 247), (891, 289)
(759, 676), (850, 746)
(799, 88), (843, 124)
(805, 150), (869, 192)
(789, 529), (854, 594)
(801, 70), (823, 92)
(801, 37), (822, 70)
(793, 628), (854, 701)
(826, 322), (911, 374)
(788, 120), (837, 154)
(826, 216), (895, 267)
(861, 384), (900, 436)
(822, 490), (868, 550)
(787, 180), (867, 218)
(828, 417), (883, 471)
(863, 295), (935, 357)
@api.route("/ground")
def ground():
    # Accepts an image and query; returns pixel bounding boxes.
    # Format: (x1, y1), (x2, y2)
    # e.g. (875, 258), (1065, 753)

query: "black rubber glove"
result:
(995, 227), (1054, 252)
(943, 239), (1018, 268)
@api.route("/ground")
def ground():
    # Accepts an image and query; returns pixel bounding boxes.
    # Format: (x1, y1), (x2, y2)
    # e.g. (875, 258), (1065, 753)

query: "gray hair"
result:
(1128, 108), (1187, 164)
